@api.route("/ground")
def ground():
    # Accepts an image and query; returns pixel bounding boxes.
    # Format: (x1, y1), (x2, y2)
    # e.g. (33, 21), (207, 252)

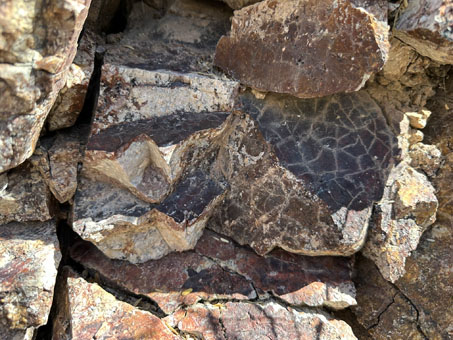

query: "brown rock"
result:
(70, 229), (356, 314)
(0, 221), (61, 337)
(395, 0), (453, 64)
(0, 0), (91, 173)
(175, 302), (357, 340)
(0, 161), (53, 224)
(214, 0), (389, 98)
(220, 0), (259, 10)
(52, 268), (182, 340)
(409, 142), (442, 177)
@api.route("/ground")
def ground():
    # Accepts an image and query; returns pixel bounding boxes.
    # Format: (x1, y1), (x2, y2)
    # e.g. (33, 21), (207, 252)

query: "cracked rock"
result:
(52, 268), (181, 340)
(0, 221), (61, 339)
(214, 0), (389, 98)
(395, 0), (453, 64)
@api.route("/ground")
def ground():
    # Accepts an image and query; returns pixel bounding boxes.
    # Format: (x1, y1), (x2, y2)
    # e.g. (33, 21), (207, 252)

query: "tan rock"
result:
(52, 268), (181, 340)
(405, 109), (432, 129)
(215, 0), (389, 98)
(409, 143), (442, 177)
(0, 221), (60, 337)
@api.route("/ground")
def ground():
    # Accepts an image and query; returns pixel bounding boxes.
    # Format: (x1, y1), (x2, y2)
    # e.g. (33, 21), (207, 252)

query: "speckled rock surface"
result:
(0, 221), (60, 338)
(0, 0), (91, 173)
(214, 0), (389, 98)
(70, 229), (356, 314)
(52, 268), (182, 340)
(395, 0), (453, 64)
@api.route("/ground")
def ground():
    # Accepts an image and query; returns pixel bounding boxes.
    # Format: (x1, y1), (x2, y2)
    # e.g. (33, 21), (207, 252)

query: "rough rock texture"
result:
(0, 161), (53, 224)
(0, 0), (91, 173)
(52, 268), (181, 340)
(214, 0), (389, 98)
(46, 30), (97, 132)
(209, 90), (400, 256)
(168, 302), (357, 340)
(395, 0), (453, 64)
(362, 163), (438, 282)
(0, 221), (60, 338)
(220, 0), (259, 10)
(70, 229), (356, 314)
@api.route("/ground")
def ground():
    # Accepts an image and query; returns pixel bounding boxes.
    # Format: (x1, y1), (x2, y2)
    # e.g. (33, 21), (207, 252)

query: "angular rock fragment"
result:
(0, 161), (53, 224)
(171, 302), (357, 340)
(0, 0), (91, 172)
(0, 221), (60, 338)
(395, 0), (453, 64)
(46, 30), (97, 131)
(215, 0), (389, 98)
(362, 163), (438, 282)
(70, 229), (356, 314)
(209, 91), (400, 256)
(52, 268), (181, 340)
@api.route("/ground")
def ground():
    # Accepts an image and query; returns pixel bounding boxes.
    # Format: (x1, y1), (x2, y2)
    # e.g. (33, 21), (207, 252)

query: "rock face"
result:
(70, 229), (356, 314)
(395, 0), (453, 64)
(0, 221), (61, 339)
(0, 0), (91, 173)
(170, 302), (357, 340)
(214, 0), (389, 98)
(52, 268), (181, 340)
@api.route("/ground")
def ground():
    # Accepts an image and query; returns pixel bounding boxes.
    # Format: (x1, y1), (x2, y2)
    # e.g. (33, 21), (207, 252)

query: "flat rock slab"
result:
(70, 229), (356, 314)
(0, 221), (61, 335)
(214, 0), (389, 98)
(170, 302), (357, 340)
(209, 90), (400, 256)
(395, 0), (453, 64)
(52, 268), (181, 340)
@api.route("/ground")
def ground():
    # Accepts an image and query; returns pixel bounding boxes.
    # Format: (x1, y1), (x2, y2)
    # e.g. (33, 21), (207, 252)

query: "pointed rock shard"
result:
(395, 0), (453, 64)
(210, 90), (400, 256)
(52, 268), (181, 340)
(0, 221), (61, 339)
(214, 0), (389, 98)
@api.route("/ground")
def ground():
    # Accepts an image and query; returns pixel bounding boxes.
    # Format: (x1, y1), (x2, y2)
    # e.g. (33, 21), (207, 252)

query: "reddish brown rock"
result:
(70, 229), (356, 314)
(0, 221), (60, 338)
(52, 268), (182, 340)
(173, 302), (357, 340)
(214, 0), (389, 98)
(395, 0), (453, 64)
(0, 0), (91, 173)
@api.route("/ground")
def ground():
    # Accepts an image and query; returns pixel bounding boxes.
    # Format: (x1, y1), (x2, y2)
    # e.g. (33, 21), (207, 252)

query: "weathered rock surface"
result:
(395, 0), (453, 64)
(70, 229), (356, 314)
(52, 268), (181, 340)
(220, 0), (259, 10)
(46, 30), (97, 132)
(0, 221), (60, 338)
(168, 302), (357, 340)
(214, 0), (389, 98)
(0, 0), (91, 173)
(362, 163), (438, 282)
(0, 161), (53, 224)
(209, 90), (400, 256)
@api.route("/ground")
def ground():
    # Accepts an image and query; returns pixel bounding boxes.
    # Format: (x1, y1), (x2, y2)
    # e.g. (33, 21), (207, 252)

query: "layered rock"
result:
(0, 221), (60, 339)
(167, 302), (357, 340)
(395, 0), (453, 64)
(52, 268), (181, 340)
(0, 0), (91, 173)
(214, 0), (389, 98)
(70, 229), (356, 314)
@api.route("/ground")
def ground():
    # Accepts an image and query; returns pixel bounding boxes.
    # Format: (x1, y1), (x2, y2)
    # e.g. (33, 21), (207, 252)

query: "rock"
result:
(30, 134), (81, 204)
(0, 0), (91, 173)
(362, 163), (438, 282)
(405, 109), (432, 129)
(214, 0), (389, 98)
(52, 268), (181, 340)
(409, 143), (442, 177)
(70, 229), (356, 314)
(209, 90), (400, 256)
(395, 0), (453, 64)
(0, 161), (53, 224)
(0, 221), (61, 338)
(46, 30), (97, 131)
(220, 0), (259, 10)
(173, 302), (357, 340)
